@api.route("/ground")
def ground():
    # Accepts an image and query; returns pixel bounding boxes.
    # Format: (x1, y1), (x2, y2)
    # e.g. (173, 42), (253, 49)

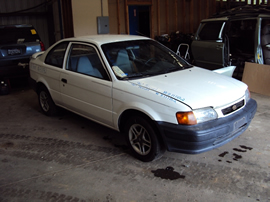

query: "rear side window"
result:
(0, 26), (40, 45)
(45, 42), (69, 68)
(197, 21), (225, 40)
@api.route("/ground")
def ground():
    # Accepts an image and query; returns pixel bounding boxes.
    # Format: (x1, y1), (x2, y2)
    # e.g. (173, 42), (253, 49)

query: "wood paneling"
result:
(108, 0), (267, 38)
(127, 0), (152, 5)
(157, 0), (160, 36)
(62, 0), (74, 38)
(125, 0), (129, 34)
(117, 0), (120, 34)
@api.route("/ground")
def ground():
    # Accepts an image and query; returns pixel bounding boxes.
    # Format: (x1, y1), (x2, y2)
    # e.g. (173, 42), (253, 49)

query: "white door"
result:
(60, 43), (113, 127)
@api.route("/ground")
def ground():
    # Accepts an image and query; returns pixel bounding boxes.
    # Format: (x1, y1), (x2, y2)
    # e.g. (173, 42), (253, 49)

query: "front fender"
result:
(112, 81), (192, 130)
(213, 66), (236, 77)
(113, 99), (184, 130)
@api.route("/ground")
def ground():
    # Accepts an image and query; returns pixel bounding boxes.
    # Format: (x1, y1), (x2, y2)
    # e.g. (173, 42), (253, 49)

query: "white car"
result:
(29, 35), (257, 162)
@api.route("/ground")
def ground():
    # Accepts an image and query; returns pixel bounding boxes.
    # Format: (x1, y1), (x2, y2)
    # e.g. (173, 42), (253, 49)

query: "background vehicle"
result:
(191, 5), (270, 79)
(0, 24), (45, 82)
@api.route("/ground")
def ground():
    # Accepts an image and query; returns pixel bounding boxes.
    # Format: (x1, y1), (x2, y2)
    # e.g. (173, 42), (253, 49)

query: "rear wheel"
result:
(125, 116), (164, 162)
(38, 86), (58, 116)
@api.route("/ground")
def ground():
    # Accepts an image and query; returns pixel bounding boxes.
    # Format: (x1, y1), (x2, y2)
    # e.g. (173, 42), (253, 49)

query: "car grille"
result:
(221, 99), (245, 115)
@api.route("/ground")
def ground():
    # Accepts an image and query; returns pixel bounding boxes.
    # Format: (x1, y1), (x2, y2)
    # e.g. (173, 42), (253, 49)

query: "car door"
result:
(60, 42), (113, 127)
(43, 41), (69, 106)
(192, 20), (227, 70)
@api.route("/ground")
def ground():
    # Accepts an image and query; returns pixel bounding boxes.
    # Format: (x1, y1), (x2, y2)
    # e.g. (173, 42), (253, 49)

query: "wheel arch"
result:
(36, 81), (59, 116)
(118, 109), (166, 149)
(33, 74), (51, 94)
(36, 81), (48, 93)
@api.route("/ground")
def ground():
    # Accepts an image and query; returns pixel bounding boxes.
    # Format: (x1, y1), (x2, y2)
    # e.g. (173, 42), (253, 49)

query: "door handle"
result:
(61, 78), (67, 83)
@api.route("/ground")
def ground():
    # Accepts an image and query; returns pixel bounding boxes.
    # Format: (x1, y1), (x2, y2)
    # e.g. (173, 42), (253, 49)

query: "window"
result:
(66, 44), (109, 80)
(0, 26), (41, 45)
(102, 40), (191, 79)
(45, 42), (69, 68)
(229, 19), (256, 54)
(198, 21), (225, 41)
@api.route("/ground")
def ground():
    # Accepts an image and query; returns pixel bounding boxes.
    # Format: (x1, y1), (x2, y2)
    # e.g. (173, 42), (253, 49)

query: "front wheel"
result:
(38, 86), (58, 116)
(125, 116), (164, 162)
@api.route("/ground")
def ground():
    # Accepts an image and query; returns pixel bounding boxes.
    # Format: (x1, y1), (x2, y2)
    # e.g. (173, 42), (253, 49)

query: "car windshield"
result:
(102, 39), (192, 79)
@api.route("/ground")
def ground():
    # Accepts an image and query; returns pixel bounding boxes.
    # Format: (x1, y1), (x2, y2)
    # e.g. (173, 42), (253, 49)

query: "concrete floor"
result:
(0, 85), (269, 202)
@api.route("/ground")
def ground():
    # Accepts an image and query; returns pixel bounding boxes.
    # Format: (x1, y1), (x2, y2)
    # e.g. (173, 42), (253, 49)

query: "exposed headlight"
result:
(193, 107), (218, 124)
(176, 107), (217, 125)
(245, 88), (250, 103)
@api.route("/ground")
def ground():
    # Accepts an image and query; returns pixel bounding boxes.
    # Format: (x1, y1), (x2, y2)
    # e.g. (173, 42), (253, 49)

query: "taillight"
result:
(40, 41), (45, 51)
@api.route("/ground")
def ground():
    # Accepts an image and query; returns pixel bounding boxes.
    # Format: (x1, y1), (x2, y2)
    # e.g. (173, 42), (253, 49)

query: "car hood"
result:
(128, 67), (247, 109)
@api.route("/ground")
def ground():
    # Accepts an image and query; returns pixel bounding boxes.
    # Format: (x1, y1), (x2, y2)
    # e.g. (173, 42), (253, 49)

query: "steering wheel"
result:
(142, 58), (155, 69)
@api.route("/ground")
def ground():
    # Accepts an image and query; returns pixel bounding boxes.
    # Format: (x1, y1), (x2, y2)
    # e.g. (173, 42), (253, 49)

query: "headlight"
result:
(245, 88), (250, 103)
(193, 107), (218, 124)
(176, 107), (217, 125)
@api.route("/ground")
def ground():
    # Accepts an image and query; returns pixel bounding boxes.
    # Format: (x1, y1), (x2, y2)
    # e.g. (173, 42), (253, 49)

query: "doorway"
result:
(128, 5), (150, 37)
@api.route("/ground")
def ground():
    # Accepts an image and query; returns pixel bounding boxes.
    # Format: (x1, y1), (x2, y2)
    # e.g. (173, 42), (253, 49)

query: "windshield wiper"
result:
(122, 71), (160, 80)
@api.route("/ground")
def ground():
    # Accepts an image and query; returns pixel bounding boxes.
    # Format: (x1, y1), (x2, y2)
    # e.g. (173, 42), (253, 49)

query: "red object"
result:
(40, 41), (45, 51)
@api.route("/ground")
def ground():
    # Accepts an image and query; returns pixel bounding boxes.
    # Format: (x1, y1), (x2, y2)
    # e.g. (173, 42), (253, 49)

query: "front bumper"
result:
(156, 98), (257, 154)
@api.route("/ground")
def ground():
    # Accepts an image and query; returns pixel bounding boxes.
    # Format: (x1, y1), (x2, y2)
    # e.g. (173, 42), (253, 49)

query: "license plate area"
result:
(8, 48), (21, 55)
(234, 117), (246, 130)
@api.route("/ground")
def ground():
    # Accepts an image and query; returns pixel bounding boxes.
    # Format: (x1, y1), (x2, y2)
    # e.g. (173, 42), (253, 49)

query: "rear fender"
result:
(31, 51), (44, 59)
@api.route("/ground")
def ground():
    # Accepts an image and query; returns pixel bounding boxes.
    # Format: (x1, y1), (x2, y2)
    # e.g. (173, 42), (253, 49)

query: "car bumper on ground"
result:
(0, 59), (30, 78)
(156, 98), (257, 154)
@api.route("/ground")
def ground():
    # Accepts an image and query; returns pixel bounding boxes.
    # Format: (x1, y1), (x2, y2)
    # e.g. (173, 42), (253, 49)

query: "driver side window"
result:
(66, 44), (109, 80)
(198, 21), (225, 41)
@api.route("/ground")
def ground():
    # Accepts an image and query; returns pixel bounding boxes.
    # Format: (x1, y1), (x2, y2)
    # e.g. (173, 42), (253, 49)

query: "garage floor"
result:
(0, 85), (269, 202)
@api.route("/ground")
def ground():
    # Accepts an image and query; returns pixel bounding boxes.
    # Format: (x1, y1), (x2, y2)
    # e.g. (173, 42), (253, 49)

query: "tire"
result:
(125, 116), (164, 162)
(38, 86), (58, 116)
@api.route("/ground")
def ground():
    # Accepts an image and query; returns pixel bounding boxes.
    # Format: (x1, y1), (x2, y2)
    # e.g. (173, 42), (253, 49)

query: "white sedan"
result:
(29, 35), (257, 162)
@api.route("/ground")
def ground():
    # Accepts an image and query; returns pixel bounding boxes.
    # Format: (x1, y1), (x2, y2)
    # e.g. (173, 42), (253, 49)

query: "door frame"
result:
(124, 0), (153, 38)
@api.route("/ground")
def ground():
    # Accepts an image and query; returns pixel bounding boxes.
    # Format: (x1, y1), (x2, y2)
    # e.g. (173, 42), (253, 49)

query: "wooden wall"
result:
(108, 0), (270, 38)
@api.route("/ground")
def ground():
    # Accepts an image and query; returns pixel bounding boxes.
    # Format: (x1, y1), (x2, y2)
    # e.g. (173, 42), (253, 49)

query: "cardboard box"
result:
(242, 62), (270, 96)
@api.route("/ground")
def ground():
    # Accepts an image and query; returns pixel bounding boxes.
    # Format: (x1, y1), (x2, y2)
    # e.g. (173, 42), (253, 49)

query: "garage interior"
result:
(3, 0), (269, 47)
(0, 0), (270, 201)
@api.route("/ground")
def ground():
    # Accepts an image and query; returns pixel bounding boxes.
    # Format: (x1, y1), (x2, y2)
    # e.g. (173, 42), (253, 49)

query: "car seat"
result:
(115, 49), (133, 73)
(77, 56), (102, 77)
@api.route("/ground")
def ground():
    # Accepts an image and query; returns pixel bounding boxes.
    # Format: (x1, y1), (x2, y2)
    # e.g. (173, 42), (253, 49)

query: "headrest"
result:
(262, 24), (270, 35)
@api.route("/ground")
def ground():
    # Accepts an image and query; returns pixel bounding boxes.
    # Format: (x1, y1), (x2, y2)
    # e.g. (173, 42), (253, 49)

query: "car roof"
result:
(62, 34), (150, 46)
(210, 5), (270, 19)
(201, 17), (228, 22)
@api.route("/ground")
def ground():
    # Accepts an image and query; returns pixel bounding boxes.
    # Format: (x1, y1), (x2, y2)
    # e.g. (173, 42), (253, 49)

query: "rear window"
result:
(45, 42), (69, 68)
(197, 21), (225, 41)
(0, 26), (40, 45)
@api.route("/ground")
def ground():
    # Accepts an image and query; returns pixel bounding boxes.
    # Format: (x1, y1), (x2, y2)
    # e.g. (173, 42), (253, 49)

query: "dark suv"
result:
(191, 5), (270, 79)
(0, 24), (45, 79)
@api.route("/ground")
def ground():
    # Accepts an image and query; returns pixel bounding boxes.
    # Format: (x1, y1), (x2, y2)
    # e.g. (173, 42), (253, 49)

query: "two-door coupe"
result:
(30, 35), (257, 162)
